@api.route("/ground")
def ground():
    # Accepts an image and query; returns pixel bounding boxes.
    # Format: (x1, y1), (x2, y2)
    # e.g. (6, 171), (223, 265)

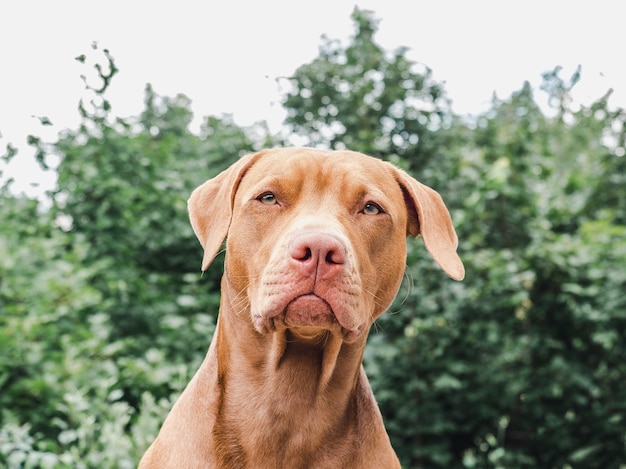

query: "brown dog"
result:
(139, 147), (464, 468)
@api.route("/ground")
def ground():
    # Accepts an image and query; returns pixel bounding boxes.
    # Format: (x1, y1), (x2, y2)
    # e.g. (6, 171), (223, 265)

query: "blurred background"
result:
(1, 2), (625, 468)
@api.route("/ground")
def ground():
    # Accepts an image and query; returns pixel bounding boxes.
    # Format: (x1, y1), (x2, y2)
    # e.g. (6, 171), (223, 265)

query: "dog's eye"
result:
(362, 202), (383, 215)
(258, 193), (277, 205)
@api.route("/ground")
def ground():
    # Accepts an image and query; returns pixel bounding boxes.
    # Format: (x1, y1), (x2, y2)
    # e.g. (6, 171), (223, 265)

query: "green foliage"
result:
(282, 8), (451, 172)
(1, 10), (625, 469)
(1, 44), (272, 467)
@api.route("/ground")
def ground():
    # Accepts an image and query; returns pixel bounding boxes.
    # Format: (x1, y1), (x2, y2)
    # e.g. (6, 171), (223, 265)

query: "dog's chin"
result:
(249, 294), (363, 343)
(284, 295), (364, 343)
(284, 295), (335, 327)
(286, 326), (331, 344)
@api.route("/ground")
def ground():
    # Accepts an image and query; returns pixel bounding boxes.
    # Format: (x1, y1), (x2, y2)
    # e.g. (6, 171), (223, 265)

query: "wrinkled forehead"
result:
(237, 149), (400, 199)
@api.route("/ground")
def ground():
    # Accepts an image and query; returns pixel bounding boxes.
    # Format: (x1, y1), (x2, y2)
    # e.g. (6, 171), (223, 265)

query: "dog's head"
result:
(188, 148), (463, 343)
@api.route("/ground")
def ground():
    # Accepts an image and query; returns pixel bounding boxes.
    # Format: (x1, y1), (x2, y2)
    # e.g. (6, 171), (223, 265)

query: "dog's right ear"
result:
(188, 151), (266, 271)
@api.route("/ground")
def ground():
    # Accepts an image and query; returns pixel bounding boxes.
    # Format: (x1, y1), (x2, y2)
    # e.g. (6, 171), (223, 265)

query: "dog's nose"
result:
(288, 233), (346, 279)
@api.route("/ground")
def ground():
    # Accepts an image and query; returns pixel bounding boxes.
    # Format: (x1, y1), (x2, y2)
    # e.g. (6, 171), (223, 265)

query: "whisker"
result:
(318, 330), (331, 346)
(360, 286), (387, 311)
(221, 276), (252, 318)
(369, 267), (415, 334)
(384, 268), (414, 317)
(399, 266), (414, 306)
(231, 292), (250, 317)
(225, 273), (263, 281)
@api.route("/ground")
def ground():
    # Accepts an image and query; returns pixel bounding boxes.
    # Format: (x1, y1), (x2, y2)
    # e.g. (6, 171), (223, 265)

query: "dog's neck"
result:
(208, 283), (371, 465)
(217, 284), (368, 397)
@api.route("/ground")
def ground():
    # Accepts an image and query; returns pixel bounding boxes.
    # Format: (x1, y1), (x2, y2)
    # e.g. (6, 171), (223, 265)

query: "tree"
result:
(282, 8), (452, 174)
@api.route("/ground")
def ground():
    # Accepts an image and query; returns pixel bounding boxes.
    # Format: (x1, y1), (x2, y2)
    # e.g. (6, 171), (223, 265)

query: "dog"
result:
(138, 147), (464, 468)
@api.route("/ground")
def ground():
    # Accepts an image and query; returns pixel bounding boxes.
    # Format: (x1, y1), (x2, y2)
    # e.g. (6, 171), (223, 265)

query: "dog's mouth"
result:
(284, 294), (336, 329)
(254, 293), (363, 342)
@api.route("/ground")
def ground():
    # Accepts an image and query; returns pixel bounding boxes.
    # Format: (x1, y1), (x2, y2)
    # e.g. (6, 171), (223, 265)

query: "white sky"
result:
(1, 0), (624, 195)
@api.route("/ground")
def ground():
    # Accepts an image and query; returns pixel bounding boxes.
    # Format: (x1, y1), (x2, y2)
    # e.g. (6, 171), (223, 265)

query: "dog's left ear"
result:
(391, 165), (465, 281)
(188, 151), (266, 271)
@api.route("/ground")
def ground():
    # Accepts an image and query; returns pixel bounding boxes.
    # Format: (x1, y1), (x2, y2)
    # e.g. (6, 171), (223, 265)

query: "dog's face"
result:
(225, 149), (410, 343)
(188, 148), (463, 345)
